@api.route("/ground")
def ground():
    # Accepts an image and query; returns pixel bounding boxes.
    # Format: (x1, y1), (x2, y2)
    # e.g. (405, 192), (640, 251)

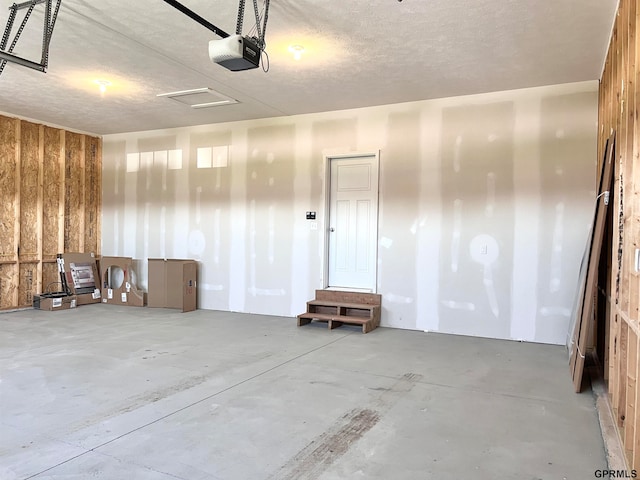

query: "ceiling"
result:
(0, 0), (618, 136)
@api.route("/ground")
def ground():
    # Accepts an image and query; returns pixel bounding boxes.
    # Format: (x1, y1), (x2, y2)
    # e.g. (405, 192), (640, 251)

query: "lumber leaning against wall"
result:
(599, 0), (640, 470)
(0, 113), (102, 309)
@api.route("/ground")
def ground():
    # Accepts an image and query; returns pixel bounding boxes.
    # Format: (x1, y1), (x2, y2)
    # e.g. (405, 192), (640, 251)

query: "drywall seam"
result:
(510, 97), (541, 341)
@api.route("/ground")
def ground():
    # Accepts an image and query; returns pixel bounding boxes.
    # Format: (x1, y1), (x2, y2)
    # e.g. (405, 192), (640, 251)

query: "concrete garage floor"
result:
(1, 306), (606, 480)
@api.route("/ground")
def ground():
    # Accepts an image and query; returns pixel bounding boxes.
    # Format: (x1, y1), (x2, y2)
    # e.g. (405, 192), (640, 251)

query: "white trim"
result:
(322, 150), (380, 293)
(324, 286), (372, 293)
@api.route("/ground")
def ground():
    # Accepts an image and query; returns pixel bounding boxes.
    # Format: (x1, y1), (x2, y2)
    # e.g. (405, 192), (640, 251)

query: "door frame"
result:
(321, 151), (380, 292)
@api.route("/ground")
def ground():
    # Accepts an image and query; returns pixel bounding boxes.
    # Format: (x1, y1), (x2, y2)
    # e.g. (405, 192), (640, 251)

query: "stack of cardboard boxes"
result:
(33, 253), (197, 313)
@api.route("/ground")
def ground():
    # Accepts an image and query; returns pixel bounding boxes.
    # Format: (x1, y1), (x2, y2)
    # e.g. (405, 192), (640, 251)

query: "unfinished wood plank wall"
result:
(0, 114), (102, 309)
(599, 0), (640, 470)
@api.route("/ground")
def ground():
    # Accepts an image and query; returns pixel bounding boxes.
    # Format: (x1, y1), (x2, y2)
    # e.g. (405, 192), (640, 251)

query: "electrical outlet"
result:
(310, 222), (318, 230)
(480, 244), (488, 255)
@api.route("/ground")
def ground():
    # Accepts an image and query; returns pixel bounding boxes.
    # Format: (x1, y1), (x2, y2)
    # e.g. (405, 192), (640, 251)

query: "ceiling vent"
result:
(156, 87), (238, 108)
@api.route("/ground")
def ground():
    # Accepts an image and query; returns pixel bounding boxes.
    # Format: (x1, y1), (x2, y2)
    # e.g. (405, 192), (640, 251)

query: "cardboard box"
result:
(148, 259), (197, 312)
(100, 256), (146, 307)
(58, 252), (102, 305)
(33, 293), (77, 311)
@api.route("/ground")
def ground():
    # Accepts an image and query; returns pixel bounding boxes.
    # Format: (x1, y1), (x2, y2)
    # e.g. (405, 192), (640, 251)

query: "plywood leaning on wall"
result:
(0, 114), (102, 309)
(570, 134), (615, 392)
(597, 0), (640, 471)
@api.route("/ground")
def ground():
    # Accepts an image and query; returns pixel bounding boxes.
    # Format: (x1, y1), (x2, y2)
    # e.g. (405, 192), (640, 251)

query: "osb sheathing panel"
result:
(64, 132), (84, 252)
(42, 126), (63, 260)
(19, 121), (40, 260)
(84, 136), (101, 255)
(0, 116), (18, 261)
(0, 264), (17, 308)
(18, 263), (37, 307)
(0, 114), (102, 309)
(42, 261), (61, 293)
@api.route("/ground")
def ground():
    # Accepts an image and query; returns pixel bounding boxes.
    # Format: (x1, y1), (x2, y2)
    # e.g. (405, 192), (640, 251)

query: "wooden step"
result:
(297, 312), (379, 334)
(297, 290), (381, 333)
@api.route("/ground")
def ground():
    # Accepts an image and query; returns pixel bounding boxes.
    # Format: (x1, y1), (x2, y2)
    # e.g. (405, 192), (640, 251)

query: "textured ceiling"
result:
(0, 0), (618, 135)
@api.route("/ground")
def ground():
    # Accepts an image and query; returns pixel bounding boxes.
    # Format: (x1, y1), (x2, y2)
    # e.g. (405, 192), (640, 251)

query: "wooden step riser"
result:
(308, 305), (376, 318)
(298, 313), (369, 324)
(297, 315), (379, 334)
(315, 289), (381, 306)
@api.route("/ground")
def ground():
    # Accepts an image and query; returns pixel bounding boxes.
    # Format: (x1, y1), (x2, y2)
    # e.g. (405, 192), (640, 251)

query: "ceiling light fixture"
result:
(288, 44), (305, 61)
(94, 79), (111, 94)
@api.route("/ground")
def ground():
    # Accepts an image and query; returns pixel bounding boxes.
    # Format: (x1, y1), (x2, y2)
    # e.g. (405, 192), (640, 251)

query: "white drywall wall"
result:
(102, 80), (598, 344)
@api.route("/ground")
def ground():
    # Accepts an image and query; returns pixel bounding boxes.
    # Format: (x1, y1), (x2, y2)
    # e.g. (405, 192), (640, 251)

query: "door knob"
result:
(329, 227), (335, 232)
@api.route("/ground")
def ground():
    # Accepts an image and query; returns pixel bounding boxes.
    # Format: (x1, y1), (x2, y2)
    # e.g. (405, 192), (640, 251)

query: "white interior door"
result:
(327, 154), (379, 291)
